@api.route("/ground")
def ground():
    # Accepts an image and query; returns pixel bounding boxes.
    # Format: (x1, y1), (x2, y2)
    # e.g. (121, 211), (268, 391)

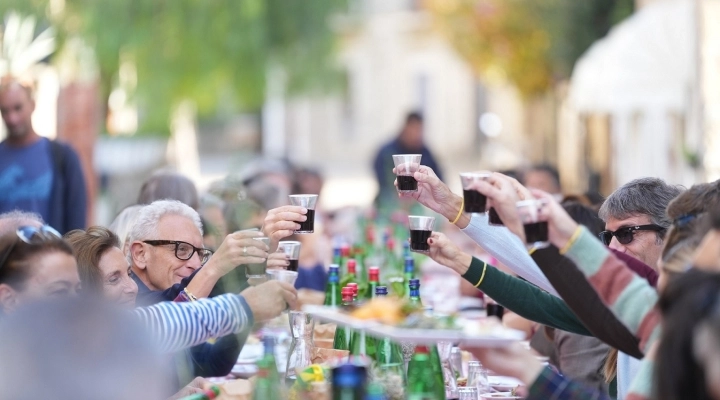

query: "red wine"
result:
(463, 190), (487, 213)
(297, 209), (315, 233)
(397, 175), (418, 191)
(488, 208), (504, 226)
(410, 229), (431, 251)
(524, 221), (549, 243)
(287, 259), (299, 272)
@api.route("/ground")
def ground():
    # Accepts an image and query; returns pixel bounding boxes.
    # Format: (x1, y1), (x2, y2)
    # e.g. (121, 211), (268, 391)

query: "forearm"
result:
(462, 214), (559, 296)
(437, 193), (471, 229)
(564, 228), (660, 351)
(133, 293), (254, 353)
(184, 264), (223, 298)
(463, 258), (591, 335)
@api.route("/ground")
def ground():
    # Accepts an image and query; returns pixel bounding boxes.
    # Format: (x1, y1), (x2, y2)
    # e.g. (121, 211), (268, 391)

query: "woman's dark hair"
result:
(0, 232), (74, 290)
(64, 227), (121, 294)
(562, 201), (605, 237)
(654, 269), (720, 400)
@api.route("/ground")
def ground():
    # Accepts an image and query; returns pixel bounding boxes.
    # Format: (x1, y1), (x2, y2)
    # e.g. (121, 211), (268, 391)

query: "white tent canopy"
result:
(569, 0), (695, 113)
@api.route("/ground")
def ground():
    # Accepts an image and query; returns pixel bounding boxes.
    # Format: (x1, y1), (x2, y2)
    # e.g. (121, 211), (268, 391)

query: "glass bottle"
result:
(332, 288), (355, 350)
(254, 358), (280, 400)
(367, 266), (380, 300)
(331, 363), (367, 400)
(403, 256), (415, 296)
(340, 259), (358, 291)
(324, 264), (342, 307)
(373, 286), (405, 383)
(407, 345), (441, 400)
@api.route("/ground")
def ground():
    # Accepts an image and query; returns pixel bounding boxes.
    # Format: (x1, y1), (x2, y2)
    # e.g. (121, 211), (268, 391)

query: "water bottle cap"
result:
(347, 282), (358, 295)
(329, 264), (339, 272)
(332, 364), (367, 387)
(368, 266), (380, 280)
(341, 244), (351, 257)
(414, 345), (429, 354)
(375, 286), (388, 296)
(341, 286), (354, 294)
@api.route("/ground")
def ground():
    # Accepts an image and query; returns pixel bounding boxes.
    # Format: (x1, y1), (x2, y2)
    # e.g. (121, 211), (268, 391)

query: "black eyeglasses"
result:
(0, 225), (62, 269)
(142, 240), (213, 265)
(598, 224), (666, 246)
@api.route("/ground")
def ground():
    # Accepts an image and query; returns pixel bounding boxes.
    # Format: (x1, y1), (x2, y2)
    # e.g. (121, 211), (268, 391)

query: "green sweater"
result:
(462, 257), (591, 336)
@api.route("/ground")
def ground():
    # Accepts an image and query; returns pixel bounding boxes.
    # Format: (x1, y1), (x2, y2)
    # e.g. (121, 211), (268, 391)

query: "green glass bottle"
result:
(332, 288), (355, 351)
(340, 244), (351, 275)
(403, 256), (415, 297)
(340, 259), (358, 291)
(373, 286), (405, 380)
(324, 265), (342, 307)
(407, 345), (441, 400)
(408, 278), (422, 305)
(253, 359), (280, 400)
(332, 246), (342, 268)
(367, 266), (380, 300)
(260, 336), (281, 389)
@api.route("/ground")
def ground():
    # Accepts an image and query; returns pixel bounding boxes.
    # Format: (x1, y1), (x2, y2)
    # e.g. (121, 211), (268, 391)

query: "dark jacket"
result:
(47, 140), (87, 233)
(132, 271), (241, 381)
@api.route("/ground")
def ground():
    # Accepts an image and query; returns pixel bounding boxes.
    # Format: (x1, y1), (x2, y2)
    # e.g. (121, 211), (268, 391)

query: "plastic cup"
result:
(516, 199), (550, 249)
(277, 241), (302, 272)
(246, 236), (271, 285)
(289, 195), (318, 234)
(460, 171), (492, 213)
(393, 154), (422, 193)
(408, 215), (435, 253)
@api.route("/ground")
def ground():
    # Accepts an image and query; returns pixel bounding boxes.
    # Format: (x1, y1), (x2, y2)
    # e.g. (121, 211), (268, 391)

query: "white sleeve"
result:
(132, 293), (254, 353)
(461, 213), (559, 297)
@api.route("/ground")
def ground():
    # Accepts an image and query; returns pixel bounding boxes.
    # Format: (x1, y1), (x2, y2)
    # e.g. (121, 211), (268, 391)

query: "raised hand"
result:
(241, 281), (299, 321)
(393, 165), (470, 228)
(267, 251), (290, 270)
(203, 230), (269, 277)
(425, 232), (473, 275)
(532, 189), (579, 249)
(262, 206), (307, 248)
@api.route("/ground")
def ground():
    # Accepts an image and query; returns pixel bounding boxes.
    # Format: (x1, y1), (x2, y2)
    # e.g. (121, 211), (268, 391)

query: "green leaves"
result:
(1, 0), (347, 133)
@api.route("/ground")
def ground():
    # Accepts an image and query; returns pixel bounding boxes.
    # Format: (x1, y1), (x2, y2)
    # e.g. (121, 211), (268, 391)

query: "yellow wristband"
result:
(559, 226), (583, 255)
(450, 199), (465, 224)
(475, 261), (488, 288)
(528, 247), (537, 255)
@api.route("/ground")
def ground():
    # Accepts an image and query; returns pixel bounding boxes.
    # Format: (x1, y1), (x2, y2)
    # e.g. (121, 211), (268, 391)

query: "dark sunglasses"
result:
(142, 240), (213, 265)
(599, 224), (666, 246)
(0, 225), (62, 269)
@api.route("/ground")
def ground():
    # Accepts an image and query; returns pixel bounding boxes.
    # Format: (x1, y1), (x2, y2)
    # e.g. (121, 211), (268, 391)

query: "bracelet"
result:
(559, 226), (583, 255)
(528, 247), (537, 255)
(450, 199), (465, 224)
(183, 288), (198, 302)
(474, 260), (488, 288)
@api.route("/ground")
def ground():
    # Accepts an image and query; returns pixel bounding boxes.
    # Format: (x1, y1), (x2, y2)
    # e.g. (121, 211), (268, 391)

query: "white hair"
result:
(109, 205), (144, 250)
(0, 211), (44, 236)
(126, 200), (203, 264)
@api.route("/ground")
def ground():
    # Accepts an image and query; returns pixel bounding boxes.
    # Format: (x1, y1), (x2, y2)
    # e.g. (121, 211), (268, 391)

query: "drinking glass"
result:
(289, 195), (319, 234)
(458, 387), (479, 400)
(488, 208), (504, 226)
(460, 172), (491, 214)
(393, 154), (422, 193)
(468, 361), (492, 394)
(408, 215), (435, 253)
(267, 269), (299, 286)
(516, 199), (550, 249)
(277, 240), (301, 272)
(285, 311), (315, 381)
(246, 236), (271, 285)
(486, 303), (505, 319)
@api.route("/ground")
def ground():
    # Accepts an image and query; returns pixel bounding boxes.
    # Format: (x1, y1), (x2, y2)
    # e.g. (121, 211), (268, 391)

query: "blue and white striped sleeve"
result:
(132, 293), (255, 353)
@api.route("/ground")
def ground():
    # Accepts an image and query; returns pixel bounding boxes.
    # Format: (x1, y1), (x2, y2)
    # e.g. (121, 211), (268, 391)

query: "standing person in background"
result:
(0, 79), (87, 234)
(523, 164), (562, 199)
(373, 112), (443, 209)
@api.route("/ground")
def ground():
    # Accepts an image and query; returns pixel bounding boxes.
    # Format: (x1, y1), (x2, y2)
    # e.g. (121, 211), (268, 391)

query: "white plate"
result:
(236, 343), (263, 362)
(488, 376), (523, 391)
(231, 363), (258, 379)
(303, 305), (524, 347)
(480, 392), (523, 399)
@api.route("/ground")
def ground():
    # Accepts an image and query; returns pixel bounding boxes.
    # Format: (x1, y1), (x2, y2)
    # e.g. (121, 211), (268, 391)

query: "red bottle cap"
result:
(415, 345), (429, 354)
(347, 282), (358, 295)
(368, 266), (380, 281)
(347, 259), (357, 274)
(341, 244), (351, 257)
(387, 238), (395, 251)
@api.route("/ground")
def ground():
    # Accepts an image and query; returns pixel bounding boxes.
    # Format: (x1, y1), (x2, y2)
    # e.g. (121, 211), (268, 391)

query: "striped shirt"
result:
(132, 293), (254, 354)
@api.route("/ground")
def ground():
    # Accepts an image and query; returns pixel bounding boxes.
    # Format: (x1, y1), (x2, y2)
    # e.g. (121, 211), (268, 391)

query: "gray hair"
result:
(137, 170), (199, 210)
(0, 211), (44, 236)
(126, 200), (203, 264)
(108, 205), (144, 251)
(599, 177), (684, 241)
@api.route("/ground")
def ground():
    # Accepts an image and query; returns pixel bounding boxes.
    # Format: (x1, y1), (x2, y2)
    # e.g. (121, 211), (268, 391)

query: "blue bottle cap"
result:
(262, 336), (275, 354)
(332, 363), (367, 388)
(329, 264), (339, 273)
(375, 286), (388, 296)
(409, 278), (420, 288)
(404, 257), (414, 272)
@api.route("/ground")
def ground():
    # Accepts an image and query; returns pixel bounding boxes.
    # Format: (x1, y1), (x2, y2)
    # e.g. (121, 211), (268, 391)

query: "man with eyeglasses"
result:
(598, 177), (684, 268)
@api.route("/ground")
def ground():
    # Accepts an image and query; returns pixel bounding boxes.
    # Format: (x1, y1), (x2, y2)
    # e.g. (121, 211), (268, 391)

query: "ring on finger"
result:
(243, 246), (247, 256)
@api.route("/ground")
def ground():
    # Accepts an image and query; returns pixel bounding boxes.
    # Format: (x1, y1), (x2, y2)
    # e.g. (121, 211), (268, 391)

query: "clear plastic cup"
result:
(460, 171), (492, 214)
(408, 215), (435, 253)
(516, 199), (550, 249)
(277, 240), (301, 272)
(289, 195), (318, 234)
(393, 154), (422, 193)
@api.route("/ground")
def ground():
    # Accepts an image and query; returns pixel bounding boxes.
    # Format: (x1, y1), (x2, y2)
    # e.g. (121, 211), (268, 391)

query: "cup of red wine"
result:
(516, 199), (550, 249)
(459, 171), (492, 214)
(408, 215), (435, 253)
(486, 303), (505, 319)
(393, 154), (422, 193)
(277, 240), (301, 272)
(488, 208), (504, 226)
(289, 194), (318, 234)
(246, 236), (271, 286)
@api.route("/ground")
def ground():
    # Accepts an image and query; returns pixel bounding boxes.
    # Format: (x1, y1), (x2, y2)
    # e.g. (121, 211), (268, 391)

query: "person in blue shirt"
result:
(372, 111), (443, 210)
(0, 79), (87, 234)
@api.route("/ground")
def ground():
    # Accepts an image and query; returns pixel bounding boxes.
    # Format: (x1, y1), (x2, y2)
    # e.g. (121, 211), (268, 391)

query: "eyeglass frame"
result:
(142, 240), (213, 265)
(598, 224), (666, 246)
(0, 225), (62, 269)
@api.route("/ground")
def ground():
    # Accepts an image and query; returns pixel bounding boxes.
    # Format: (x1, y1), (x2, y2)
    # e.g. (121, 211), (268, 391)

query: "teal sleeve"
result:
(462, 257), (592, 336)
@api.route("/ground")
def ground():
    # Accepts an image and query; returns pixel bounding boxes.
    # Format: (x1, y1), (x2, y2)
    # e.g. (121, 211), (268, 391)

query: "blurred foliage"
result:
(424, 0), (634, 97)
(0, 0), (347, 133)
